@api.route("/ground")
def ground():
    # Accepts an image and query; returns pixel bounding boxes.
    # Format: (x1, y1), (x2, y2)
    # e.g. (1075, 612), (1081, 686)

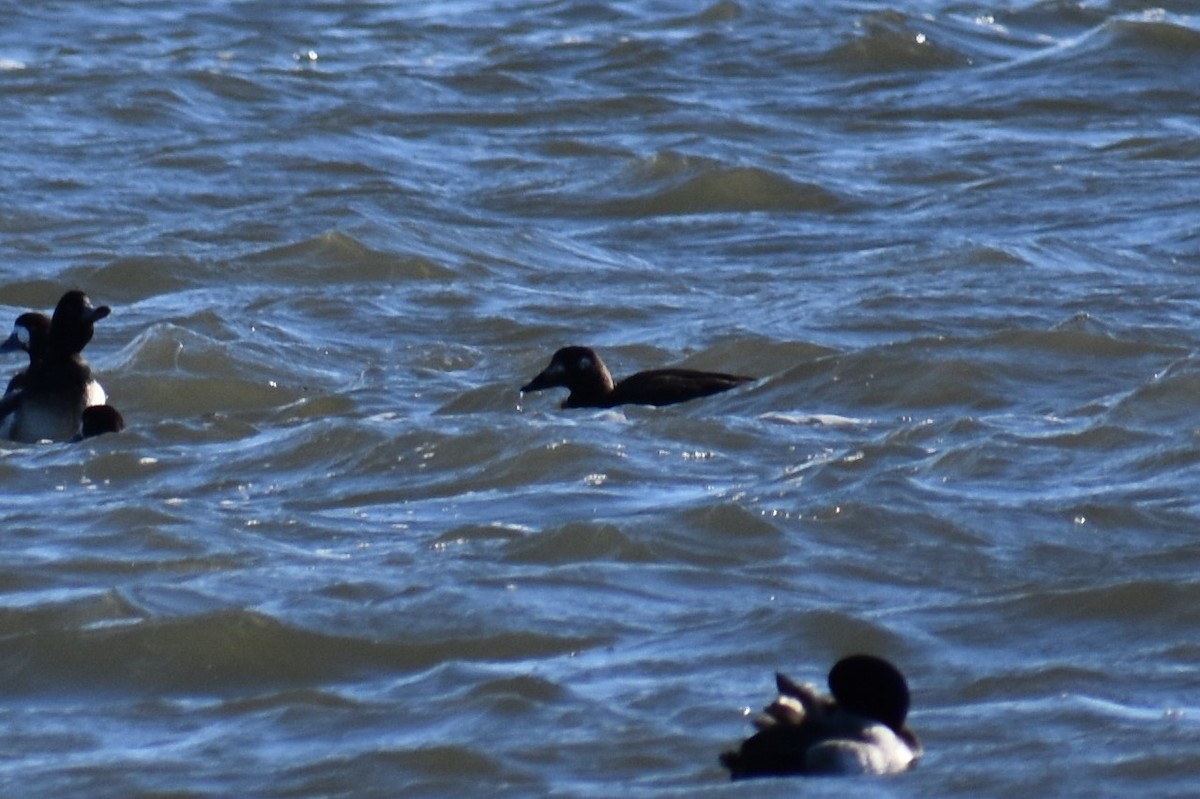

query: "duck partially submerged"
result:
(521, 346), (753, 409)
(720, 654), (921, 779)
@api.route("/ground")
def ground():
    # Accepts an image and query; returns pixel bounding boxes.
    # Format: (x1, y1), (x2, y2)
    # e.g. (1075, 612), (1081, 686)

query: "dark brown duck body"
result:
(720, 654), (921, 779)
(521, 346), (753, 408)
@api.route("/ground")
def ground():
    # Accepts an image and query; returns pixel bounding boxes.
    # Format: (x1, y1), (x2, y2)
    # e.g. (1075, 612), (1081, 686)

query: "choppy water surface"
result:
(2, 1), (1200, 796)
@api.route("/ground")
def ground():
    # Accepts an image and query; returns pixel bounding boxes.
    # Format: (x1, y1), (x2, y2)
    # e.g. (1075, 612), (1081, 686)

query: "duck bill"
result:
(520, 371), (555, 393)
(84, 305), (112, 323)
(521, 361), (569, 393)
(0, 332), (22, 353)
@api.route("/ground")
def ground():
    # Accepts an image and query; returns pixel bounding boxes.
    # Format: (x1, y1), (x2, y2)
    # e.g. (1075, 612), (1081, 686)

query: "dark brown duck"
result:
(521, 346), (753, 408)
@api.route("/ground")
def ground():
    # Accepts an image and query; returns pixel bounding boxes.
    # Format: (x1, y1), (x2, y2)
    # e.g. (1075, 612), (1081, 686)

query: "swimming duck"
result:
(720, 654), (921, 778)
(521, 346), (753, 408)
(0, 290), (111, 442)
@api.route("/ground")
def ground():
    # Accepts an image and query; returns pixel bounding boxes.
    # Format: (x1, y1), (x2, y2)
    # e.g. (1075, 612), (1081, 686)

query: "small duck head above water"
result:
(720, 654), (921, 779)
(521, 345), (753, 409)
(78, 404), (125, 440)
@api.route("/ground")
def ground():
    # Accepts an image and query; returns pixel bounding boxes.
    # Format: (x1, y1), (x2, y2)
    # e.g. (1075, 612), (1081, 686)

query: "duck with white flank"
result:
(521, 346), (753, 409)
(720, 654), (921, 778)
(0, 290), (115, 443)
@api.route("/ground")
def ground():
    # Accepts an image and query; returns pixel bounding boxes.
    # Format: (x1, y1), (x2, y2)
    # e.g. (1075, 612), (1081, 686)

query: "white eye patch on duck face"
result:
(13, 324), (31, 350)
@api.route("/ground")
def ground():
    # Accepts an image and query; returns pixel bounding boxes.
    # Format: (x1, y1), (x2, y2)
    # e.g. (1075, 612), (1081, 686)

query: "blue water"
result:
(1, 1), (1199, 796)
